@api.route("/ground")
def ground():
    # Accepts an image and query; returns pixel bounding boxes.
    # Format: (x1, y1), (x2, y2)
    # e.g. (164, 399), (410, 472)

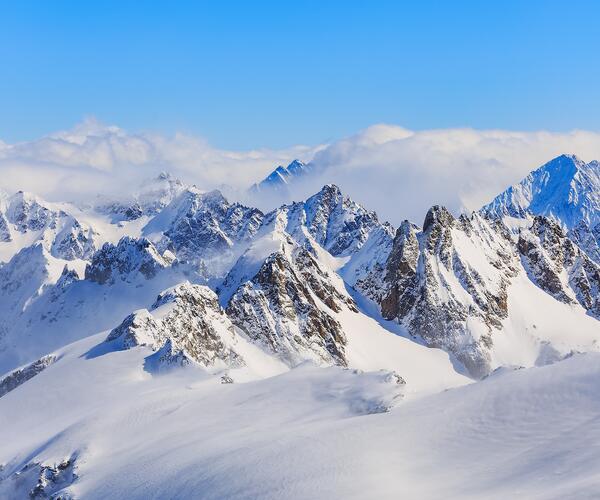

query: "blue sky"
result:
(1, 0), (599, 149)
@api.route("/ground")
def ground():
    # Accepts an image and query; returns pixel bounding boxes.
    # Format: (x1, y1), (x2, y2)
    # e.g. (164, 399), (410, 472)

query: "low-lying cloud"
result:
(0, 117), (319, 203)
(2, 118), (600, 225)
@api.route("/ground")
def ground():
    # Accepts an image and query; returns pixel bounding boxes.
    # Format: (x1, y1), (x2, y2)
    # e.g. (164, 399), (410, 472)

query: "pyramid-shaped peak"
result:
(423, 205), (454, 231)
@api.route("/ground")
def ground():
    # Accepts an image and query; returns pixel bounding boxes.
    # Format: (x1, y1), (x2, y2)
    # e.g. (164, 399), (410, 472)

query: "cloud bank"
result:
(2, 118), (600, 225)
(0, 117), (319, 203)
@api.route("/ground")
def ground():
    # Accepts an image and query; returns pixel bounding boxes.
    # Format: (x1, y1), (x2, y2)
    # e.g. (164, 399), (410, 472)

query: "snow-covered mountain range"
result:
(1, 154), (599, 499)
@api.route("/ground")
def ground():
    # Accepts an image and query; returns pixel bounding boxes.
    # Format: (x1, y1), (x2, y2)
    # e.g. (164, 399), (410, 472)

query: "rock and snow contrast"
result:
(0, 154), (599, 499)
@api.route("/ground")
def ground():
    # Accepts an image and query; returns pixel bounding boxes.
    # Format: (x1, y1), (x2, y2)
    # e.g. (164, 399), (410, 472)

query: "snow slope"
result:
(0, 155), (599, 499)
(0, 334), (598, 499)
(482, 154), (600, 229)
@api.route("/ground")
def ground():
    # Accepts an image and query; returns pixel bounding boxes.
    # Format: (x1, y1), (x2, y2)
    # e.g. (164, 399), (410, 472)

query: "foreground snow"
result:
(1, 332), (599, 498)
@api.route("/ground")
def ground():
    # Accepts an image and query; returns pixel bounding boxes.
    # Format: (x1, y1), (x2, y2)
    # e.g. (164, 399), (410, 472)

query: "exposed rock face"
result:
(364, 207), (518, 378)
(0, 244), (52, 304)
(272, 184), (384, 257)
(0, 212), (10, 242)
(0, 355), (56, 398)
(161, 189), (264, 261)
(97, 200), (144, 221)
(518, 216), (600, 318)
(107, 282), (244, 369)
(51, 219), (96, 261)
(569, 221), (600, 264)
(85, 237), (172, 284)
(226, 245), (356, 367)
(0, 191), (97, 261)
(5, 191), (56, 233)
(378, 220), (420, 318)
(1, 455), (78, 499)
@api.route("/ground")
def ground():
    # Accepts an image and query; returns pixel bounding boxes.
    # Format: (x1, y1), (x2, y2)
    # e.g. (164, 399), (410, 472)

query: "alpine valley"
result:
(1, 154), (599, 499)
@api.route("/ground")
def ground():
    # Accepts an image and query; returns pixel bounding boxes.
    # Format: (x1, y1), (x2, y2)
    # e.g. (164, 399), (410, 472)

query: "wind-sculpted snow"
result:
(1, 330), (599, 499)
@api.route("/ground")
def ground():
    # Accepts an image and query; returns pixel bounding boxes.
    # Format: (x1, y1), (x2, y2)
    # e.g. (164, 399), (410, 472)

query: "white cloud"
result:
(280, 125), (600, 224)
(1, 118), (600, 226)
(0, 117), (320, 202)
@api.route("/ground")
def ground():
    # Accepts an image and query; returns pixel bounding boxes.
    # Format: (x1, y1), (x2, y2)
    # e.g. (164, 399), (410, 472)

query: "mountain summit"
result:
(250, 159), (313, 194)
(482, 154), (600, 228)
(482, 154), (600, 262)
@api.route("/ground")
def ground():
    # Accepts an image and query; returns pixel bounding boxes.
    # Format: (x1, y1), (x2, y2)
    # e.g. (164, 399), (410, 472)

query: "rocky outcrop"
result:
(1, 455), (78, 499)
(226, 244), (356, 367)
(51, 219), (96, 261)
(367, 207), (518, 378)
(0, 212), (10, 242)
(85, 237), (172, 284)
(5, 191), (56, 233)
(107, 282), (244, 370)
(161, 189), (264, 261)
(569, 220), (600, 264)
(519, 216), (600, 318)
(0, 355), (56, 398)
(275, 184), (384, 257)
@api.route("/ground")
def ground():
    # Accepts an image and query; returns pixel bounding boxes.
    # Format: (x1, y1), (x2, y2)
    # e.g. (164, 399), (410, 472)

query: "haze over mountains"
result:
(0, 153), (599, 498)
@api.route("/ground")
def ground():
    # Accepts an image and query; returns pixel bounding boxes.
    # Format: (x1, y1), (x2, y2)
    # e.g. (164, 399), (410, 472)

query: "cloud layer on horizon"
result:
(2, 118), (600, 225)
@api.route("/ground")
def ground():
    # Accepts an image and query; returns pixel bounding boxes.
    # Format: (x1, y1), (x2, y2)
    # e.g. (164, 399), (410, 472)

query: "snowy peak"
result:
(482, 154), (600, 229)
(225, 240), (357, 367)
(364, 209), (521, 377)
(268, 183), (386, 258)
(85, 237), (173, 285)
(152, 188), (264, 265)
(423, 205), (455, 232)
(0, 190), (99, 262)
(107, 282), (244, 371)
(5, 191), (56, 233)
(95, 171), (187, 222)
(250, 159), (312, 193)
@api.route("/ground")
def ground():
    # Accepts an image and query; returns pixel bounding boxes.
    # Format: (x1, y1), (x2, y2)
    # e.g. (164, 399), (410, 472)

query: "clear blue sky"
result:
(1, 0), (599, 149)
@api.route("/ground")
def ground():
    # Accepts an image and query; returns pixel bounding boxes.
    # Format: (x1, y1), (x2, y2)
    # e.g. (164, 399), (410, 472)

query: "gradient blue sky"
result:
(1, 0), (599, 149)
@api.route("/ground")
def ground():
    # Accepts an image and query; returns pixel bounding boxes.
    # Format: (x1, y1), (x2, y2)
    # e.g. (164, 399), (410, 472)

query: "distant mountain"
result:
(249, 159), (313, 195)
(482, 154), (600, 228)
(482, 154), (600, 261)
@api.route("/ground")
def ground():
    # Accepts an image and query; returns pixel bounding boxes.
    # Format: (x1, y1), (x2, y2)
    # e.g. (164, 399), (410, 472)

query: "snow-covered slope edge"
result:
(0, 336), (598, 499)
